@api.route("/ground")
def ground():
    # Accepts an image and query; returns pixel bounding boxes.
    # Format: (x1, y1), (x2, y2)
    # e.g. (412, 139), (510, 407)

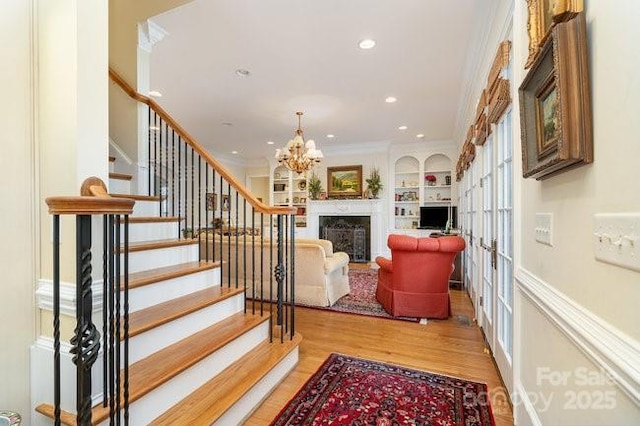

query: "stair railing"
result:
(42, 177), (134, 425)
(109, 68), (297, 344)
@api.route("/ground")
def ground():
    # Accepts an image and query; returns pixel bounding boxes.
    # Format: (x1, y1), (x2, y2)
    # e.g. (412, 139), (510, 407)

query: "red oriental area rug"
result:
(271, 353), (496, 426)
(300, 268), (419, 322)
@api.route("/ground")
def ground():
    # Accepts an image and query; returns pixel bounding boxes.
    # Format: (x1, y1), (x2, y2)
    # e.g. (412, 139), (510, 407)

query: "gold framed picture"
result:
(327, 165), (363, 199)
(525, 0), (583, 68)
(519, 13), (592, 180)
(206, 193), (217, 211)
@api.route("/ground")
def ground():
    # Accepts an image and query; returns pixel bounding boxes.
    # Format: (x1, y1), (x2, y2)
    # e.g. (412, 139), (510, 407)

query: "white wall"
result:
(0, 1), (36, 419)
(513, 1), (640, 423)
(455, 0), (640, 424)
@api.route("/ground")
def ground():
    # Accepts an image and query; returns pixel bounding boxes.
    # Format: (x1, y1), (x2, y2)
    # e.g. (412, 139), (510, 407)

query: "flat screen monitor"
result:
(419, 206), (457, 230)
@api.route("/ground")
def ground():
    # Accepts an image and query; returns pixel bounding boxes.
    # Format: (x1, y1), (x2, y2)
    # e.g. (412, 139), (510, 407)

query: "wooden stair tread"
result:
(127, 238), (198, 252)
(129, 216), (182, 223)
(151, 333), (302, 425)
(126, 260), (219, 290)
(127, 285), (243, 337)
(109, 156), (116, 162)
(111, 193), (161, 201)
(109, 172), (133, 181)
(37, 313), (269, 425)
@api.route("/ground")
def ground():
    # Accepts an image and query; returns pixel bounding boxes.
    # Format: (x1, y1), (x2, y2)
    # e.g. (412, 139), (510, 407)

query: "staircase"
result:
(35, 158), (301, 425)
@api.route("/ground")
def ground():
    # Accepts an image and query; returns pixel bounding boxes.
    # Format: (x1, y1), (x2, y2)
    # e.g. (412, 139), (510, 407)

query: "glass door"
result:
(462, 162), (480, 310)
(479, 134), (495, 345)
(494, 109), (514, 391)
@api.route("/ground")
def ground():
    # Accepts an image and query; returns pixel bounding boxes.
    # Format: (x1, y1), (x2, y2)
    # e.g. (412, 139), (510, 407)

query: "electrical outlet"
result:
(593, 213), (640, 272)
(535, 213), (553, 246)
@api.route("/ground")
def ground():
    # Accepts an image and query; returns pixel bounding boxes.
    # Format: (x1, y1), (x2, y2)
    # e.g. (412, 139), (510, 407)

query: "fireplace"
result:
(319, 216), (371, 262)
(306, 199), (385, 260)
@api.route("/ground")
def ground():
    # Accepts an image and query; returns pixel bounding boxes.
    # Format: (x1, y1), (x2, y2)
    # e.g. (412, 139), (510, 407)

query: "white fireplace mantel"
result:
(307, 199), (385, 260)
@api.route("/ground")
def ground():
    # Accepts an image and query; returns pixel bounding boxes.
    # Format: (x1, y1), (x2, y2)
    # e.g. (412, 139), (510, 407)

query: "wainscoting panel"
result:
(515, 267), (640, 406)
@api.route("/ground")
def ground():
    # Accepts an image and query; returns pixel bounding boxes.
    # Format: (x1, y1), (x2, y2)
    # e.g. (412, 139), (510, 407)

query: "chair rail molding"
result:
(515, 267), (640, 406)
(36, 278), (104, 317)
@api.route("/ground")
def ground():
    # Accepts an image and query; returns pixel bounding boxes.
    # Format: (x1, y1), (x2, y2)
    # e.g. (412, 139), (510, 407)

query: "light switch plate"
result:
(535, 213), (553, 246)
(593, 213), (640, 272)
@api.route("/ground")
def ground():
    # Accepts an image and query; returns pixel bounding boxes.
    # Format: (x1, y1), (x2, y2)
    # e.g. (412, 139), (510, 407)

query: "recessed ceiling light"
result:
(267, 141), (275, 145)
(235, 69), (251, 77)
(231, 150), (238, 154)
(149, 90), (162, 97)
(327, 134), (335, 138)
(358, 39), (376, 49)
(385, 96), (397, 103)
(398, 125), (408, 130)
(416, 134), (425, 138)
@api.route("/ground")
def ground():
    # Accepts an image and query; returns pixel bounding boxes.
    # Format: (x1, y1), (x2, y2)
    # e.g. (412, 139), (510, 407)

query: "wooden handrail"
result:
(46, 177), (134, 215)
(46, 196), (134, 215)
(109, 68), (295, 216)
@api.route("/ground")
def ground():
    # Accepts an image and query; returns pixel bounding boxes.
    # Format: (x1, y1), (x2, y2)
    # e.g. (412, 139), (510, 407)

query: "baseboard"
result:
(514, 380), (543, 426)
(36, 278), (103, 316)
(109, 138), (133, 165)
(515, 267), (640, 406)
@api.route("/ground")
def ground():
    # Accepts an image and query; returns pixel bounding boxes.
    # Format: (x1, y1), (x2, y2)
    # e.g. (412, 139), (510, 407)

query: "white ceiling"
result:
(149, 0), (486, 162)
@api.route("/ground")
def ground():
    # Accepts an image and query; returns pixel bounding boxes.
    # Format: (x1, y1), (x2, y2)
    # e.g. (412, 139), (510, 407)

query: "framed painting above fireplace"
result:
(327, 165), (363, 199)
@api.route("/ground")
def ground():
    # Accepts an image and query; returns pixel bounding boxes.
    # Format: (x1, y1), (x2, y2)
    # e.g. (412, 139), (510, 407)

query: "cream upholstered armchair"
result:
(200, 236), (350, 307)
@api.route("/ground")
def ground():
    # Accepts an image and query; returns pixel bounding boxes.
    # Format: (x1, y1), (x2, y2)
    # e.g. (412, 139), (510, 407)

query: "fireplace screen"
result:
(319, 216), (370, 263)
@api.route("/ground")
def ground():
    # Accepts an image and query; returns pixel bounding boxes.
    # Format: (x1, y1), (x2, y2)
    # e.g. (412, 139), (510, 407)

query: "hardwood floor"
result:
(245, 285), (514, 425)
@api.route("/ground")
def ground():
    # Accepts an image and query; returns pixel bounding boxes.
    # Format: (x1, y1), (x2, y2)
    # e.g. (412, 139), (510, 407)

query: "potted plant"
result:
(365, 167), (384, 199)
(425, 174), (437, 186)
(308, 172), (323, 200)
(182, 227), (194, 239)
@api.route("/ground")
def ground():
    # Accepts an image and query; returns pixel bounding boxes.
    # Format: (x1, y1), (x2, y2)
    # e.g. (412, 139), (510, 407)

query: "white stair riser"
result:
(215, 348), (299, 426)
(127, 294), (244, 364)
(128, 269), (221, 312)
(119, 322), (269, 426)
(126, 244), (199, 273)
(109, 178), (131, 194)
(131, 200), (160, 217)
(109, 162), (115, 173)
(124, 220), (180, 243)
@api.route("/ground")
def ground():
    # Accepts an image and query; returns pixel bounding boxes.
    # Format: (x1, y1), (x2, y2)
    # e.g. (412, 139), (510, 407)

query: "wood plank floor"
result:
(245, 273), (514, 425)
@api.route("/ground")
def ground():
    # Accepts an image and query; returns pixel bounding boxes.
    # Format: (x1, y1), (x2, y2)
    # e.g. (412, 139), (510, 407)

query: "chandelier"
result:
(274, 112), (323, 174)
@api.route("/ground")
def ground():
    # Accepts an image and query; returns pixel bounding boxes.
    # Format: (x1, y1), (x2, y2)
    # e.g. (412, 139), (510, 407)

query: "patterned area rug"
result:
(271, 353), (496, 426)
(301, 268), (418, 322)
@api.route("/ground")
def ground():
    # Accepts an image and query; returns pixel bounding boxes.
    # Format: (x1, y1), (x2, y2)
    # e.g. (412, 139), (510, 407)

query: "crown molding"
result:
(320, 140), (390, 157)
(138, 19), (169, 53)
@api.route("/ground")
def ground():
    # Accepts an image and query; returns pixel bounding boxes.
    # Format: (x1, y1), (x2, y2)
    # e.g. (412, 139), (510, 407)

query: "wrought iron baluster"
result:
(260, 213), (264, 316)
(235, 191), (239, 289)
(108, 215), (116, 423)
(226, 183), (231, 288)
(147, 108), (151, 196)
(177, 138), (182, 231)
(275, 214), (285, 343)
(115, 216), (122, 426)
(198, 157), (202, 236)
(289, 214), (296, 340)
(243, 201), (247, 314)
(70, 215), (100, 426)
(269, 214), (274, 343)
(102, 215), (108, 408)
(52, 214), (61, 426)
(123, 215), (130, 425)
(171, 129), (176, 217)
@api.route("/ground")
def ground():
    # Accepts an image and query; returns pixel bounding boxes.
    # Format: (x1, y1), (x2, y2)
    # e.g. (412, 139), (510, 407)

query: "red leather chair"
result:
(375, 234), (466, 319)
